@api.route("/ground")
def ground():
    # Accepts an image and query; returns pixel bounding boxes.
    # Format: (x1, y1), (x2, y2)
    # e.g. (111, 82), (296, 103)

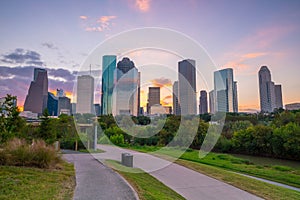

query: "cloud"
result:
(41, 42), (58, 50)
(160, 95), (172, 106)
(222, 52), (268, 73)
(151, 77), (172, 88)
(135, 0), (151, 12)
(1, 48), (44, 66)
(79, 15), (88, 20)
(82, 15), (117, 32)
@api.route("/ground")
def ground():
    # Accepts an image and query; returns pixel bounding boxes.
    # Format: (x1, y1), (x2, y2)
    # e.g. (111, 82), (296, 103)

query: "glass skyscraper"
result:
(214, 68), (238, 113)
(258, 66), (282, 112)
(114, 57), (139, 116)
(178, 59), (197, 115)
(101, 55), (116, 115)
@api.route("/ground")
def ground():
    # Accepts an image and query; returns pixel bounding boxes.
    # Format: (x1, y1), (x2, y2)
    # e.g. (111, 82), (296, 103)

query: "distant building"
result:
(275, 85), (283, 109)
(94, 104), (101, 116)
(56, 89), (65, 97)
(209, 90), (215, 114)
(150, 104), (166, 115)
(24, 68), (48, 116)
(178, 59), (197, 115)
(199, 90), (208, 114)
(47, 92), (58, 116)
(172, 81), (180, 115)
(20, 111), (38, 119)
(147, 87), (160, 114)
(164, 106), (172, 114)
(258, 66), (282, 112)
(285, 103), (300, 111)
(58, 96), (71, 115)
(77, 75), (94, 114)
(71, 103), (76, 115)
(214, 68), (238, 113)
(114, 57), (139, 116)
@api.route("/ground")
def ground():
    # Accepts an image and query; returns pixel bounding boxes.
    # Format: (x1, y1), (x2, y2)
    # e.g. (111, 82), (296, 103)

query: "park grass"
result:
(78, 148), (105, 153)
(104, 160), (185, 200)
(0, 161), (75, 200)
(127, 145), (300, 188)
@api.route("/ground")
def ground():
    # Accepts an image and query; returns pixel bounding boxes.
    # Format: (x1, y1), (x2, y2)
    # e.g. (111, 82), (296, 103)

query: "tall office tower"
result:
(101, 55), (116, 115)
(76, 75), (94, 114)
(115, 57), (139, 116)
(94, 104), (101, 116)
(199, 90), (208, 114)
(178, 59), (197, 115)
(58, 96), (71, 115)
(258, 66), (277, 112)
(24, 68), (48, 115)
(275, 84), (283, 109)
(214, 68), (237, 113)
(137, 72), (141, 115)
(233, 81), (238, 113)
(47, 92), (58, 116)
(147, 87), (160, 114)
(209, 90), (215, 114)
(71, 103), (76, 115)
(172, 81), (180, 115)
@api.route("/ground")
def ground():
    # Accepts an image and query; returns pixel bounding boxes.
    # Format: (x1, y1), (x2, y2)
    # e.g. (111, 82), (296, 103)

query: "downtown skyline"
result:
(0, 1), (300, 112)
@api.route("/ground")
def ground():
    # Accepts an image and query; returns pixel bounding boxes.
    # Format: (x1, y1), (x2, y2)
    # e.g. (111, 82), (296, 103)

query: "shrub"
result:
(0, 138), (62, 168)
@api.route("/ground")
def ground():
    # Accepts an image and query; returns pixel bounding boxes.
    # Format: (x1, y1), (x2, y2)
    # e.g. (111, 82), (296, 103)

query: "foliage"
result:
(0, 94), (26, 143)
(0, 138), (62, 168)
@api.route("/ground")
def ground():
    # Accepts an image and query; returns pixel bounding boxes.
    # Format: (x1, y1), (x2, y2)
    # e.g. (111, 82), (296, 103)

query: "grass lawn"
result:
(78, 148), (105, 153)
(127, 145), (300, 188)
(104, 160), (185, 200)
(0, 161), (75, 200)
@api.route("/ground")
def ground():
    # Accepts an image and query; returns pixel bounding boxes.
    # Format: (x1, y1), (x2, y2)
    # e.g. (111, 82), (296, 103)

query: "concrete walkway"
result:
(63, 152), (138, 200)
(94, 145), (263, 200)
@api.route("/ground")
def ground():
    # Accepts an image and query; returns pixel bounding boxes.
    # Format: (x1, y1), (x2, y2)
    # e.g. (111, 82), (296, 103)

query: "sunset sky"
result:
(0, 0), (300, 112)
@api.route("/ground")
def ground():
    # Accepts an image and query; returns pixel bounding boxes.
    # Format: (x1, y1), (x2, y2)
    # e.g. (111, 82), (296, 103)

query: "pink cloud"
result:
(79, 15), (88, 20)
(136, 0), (150, 12)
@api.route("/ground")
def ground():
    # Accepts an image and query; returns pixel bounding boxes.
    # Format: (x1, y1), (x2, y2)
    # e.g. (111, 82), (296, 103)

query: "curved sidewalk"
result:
(63, 151), (138, 200)
(95, 145), (263, 200)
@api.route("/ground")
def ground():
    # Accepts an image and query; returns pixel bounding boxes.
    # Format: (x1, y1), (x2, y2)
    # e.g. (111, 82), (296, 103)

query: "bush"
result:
(0, 138), (62, 168)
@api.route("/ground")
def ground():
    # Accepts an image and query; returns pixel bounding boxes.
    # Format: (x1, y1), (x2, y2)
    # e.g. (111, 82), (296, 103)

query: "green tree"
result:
(0, 94), (26, 143)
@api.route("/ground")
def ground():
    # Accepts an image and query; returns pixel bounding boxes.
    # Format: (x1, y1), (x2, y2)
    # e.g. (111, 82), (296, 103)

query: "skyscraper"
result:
(47, 92), (58, 116)
(172, 81), (180, 115)
(214, 68), (238, 113)
(199, 90), (208, 114)
(275, 84), (283, 109)
(233, 81), (238, 113)
(209, 90), (215, 114)
(114, 57), (139, 116)
(24, 68), (48, 115)
(101, 55), (116, 115)
(58, 96), (71, 115)
(76, 75), (94, 114)
(147, 87), (160, 114)
(258, 66), (282, 112)
(178, 59), (197, 115)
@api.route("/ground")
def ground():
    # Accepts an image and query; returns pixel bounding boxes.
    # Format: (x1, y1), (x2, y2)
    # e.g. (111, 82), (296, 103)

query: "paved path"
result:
(63, 152), (138, 200)
(94, 145), (262, 200)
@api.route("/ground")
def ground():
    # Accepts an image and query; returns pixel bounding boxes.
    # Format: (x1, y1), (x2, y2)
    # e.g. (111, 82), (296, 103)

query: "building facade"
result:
(47, 92), (58, 116)
(101, 55), (116, 115)
(76, 75), (94, 114)
(178, 59), (197, 115)
(114, 57), (139, 116)
(258, 66), (282, 112)
(24, 68), (48, 115)
(58, 96), (71, 115)
(209, 90), (215, 114)
(147, 87), (160, 114)
(214, 68), (238, 113)
(199, 90), (208, 114)
(172, 81), (180, 115)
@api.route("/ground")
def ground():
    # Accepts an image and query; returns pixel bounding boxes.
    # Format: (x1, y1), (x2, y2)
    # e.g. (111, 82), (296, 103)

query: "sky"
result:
(0, 0), (300, 112)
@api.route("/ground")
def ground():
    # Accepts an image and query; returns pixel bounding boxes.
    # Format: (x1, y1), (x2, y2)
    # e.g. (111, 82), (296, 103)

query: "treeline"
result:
(98, 111), (300, 161)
